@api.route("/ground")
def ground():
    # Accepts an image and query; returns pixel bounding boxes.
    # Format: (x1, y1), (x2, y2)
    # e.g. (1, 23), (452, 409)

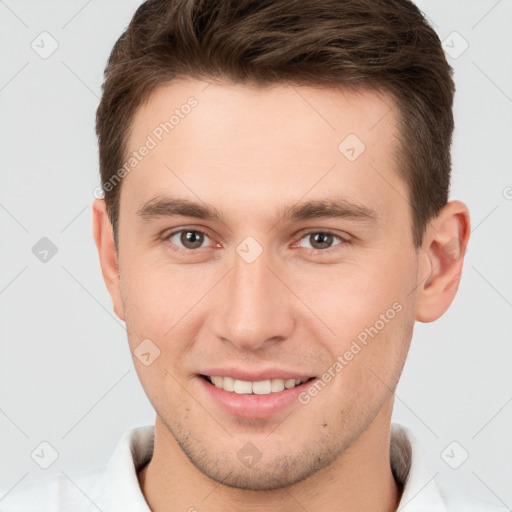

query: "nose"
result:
(210, 246), (296, 352)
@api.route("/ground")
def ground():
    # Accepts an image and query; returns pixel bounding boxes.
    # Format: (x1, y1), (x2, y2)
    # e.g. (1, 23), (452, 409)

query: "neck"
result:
(138, 412), (402, 512)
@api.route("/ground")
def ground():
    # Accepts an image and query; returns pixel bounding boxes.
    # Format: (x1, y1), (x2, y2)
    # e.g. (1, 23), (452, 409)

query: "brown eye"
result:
(298, 232), (344, 251)
(169, 230), (208, 250)
(310, 233), (333, 249)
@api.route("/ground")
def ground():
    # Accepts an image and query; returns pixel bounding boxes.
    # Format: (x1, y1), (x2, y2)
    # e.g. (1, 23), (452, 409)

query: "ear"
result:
(92, 199), (125, 321)
(415, 200), (470, 323)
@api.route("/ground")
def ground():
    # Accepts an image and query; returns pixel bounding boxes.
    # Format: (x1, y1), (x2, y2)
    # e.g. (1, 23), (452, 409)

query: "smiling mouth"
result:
(201, 375), (315, 395)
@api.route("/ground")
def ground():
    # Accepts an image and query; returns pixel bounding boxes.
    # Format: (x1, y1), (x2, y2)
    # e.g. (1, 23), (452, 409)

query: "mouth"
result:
(197, 373), (317, 419)
(200, 374), (315, 395)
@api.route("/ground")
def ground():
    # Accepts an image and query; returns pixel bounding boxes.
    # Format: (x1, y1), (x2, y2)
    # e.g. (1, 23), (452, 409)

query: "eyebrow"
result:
(136, 196), (379, 225)
(137, 197), (225, 222)
(279, 199), (379, 224)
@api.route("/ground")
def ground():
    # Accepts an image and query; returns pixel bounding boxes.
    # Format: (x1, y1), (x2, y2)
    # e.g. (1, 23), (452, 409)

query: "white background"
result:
(0, 0), (511, 508)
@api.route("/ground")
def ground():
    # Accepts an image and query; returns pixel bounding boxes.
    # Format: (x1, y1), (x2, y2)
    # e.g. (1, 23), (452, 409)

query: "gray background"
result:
(0, 0), (511, 507)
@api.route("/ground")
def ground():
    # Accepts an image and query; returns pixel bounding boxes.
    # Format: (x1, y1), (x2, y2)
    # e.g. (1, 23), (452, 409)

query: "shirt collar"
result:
(106, 424), (154, 511)
(391, 423), (447, 511)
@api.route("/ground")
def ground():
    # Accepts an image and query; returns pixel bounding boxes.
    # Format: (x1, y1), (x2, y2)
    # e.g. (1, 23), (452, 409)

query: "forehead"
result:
(122, 79), (405, 226)
(129, 79), (397, 151)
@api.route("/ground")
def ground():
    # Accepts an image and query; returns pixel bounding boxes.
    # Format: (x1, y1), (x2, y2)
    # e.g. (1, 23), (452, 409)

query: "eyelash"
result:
(164, 228), (350, 255)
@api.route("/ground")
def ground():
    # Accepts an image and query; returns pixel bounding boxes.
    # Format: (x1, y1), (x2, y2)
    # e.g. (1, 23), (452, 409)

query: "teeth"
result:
(285, 378), (296, 389)
(207, 376), (309, 395)
(234, 379), (252, 394)
(223, 376), (235, 392)
(270, 378), (285, 392)
(252, 380), (272, 395)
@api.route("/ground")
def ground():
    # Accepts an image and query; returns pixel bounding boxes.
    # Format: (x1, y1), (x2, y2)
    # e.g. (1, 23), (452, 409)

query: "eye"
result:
(297, 231), (346, 251)
(167, 229), (211, 250)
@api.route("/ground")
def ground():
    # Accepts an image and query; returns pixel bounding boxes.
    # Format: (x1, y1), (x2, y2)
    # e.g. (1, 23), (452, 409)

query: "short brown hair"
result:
(96, 0), (454, 249)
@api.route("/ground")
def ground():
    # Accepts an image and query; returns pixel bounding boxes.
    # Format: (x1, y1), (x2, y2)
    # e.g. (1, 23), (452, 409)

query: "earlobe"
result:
(415, 200), (470, 323)
(92, 199), (125, 322)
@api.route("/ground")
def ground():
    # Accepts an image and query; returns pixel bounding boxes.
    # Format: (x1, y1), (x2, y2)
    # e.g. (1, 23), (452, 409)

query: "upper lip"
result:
(199, 368), (315, 381)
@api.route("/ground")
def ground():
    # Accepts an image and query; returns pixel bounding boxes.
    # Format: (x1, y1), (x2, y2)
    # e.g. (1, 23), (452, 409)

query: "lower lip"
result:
(197, 376), (316, 419)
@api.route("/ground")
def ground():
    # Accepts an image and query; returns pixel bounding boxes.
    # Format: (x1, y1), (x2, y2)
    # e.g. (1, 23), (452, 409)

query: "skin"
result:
(93, 79), (470, 512)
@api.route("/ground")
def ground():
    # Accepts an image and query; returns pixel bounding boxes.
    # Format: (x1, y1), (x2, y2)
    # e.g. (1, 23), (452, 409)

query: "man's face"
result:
(115, 80), (420, 489)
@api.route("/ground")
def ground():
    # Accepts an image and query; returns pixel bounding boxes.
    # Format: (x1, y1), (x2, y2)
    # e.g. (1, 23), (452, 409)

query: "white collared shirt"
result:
(0, 423), (508, 511)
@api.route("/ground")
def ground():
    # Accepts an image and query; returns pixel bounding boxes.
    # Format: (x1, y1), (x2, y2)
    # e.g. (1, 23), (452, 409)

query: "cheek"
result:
(120, 254), (198, 330)
(292, 252), (417, 389)
(294, 256), (415, 339)
(120, 264), (201, 406)
(119, 255), (219, 377)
